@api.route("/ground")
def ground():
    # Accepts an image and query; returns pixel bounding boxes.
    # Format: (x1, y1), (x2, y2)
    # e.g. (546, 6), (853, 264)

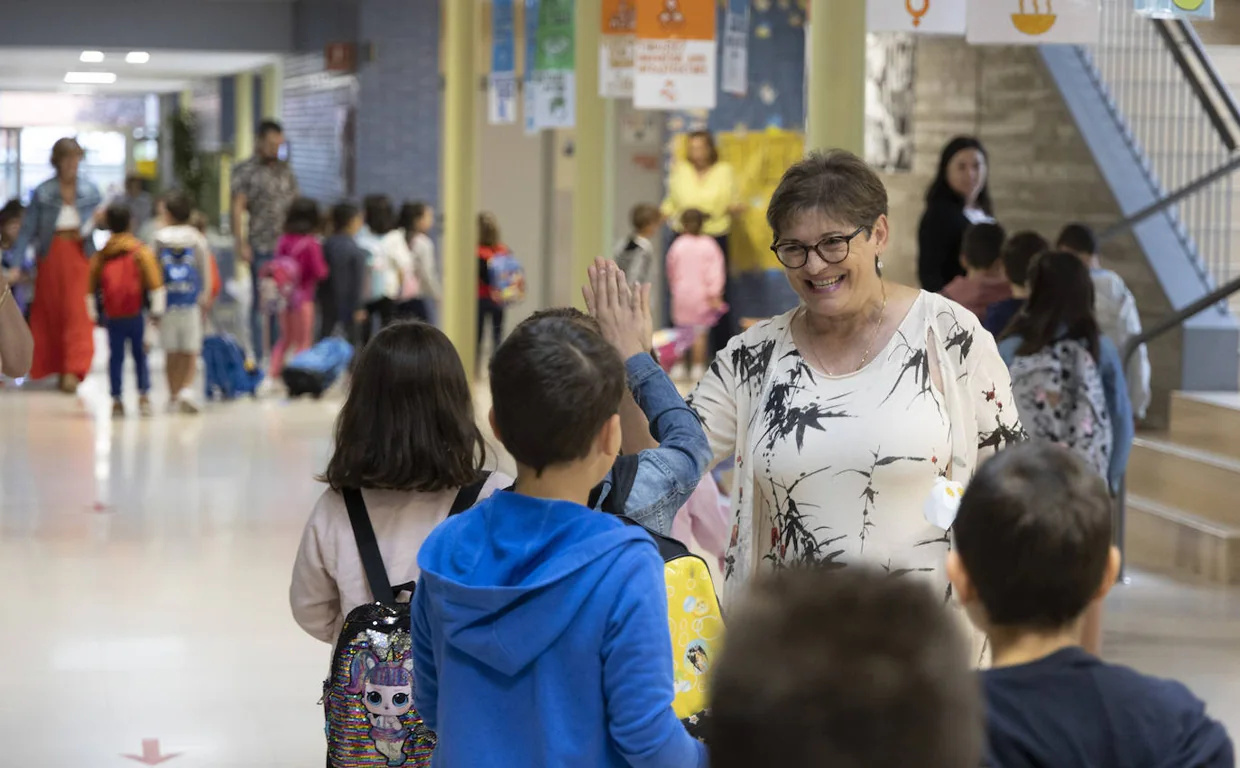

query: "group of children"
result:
(290, 251), (1232, 767)
(943, 221), (1144, 492)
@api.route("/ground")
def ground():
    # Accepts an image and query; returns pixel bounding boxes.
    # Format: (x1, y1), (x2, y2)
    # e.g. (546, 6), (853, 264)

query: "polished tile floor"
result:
(0, 341), (1237, 766)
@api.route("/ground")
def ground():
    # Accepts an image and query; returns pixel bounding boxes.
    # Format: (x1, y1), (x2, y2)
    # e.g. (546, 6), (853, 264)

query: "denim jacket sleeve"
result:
(612, 353), (711, 536)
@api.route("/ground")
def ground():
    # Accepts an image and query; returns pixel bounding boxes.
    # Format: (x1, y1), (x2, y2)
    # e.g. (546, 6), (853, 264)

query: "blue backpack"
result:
(487, 251), (526, 306)
(283, 337), (354, 398)
(203, 335), (260, 400)
(160, 246), (201, 308)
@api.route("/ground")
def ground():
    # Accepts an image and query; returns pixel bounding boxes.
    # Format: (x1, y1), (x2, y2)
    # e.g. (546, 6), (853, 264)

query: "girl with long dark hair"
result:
(918, 136), (994, 292)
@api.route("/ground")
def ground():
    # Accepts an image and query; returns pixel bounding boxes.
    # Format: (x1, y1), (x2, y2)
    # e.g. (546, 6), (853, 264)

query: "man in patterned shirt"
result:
(231, 119), (298, 362)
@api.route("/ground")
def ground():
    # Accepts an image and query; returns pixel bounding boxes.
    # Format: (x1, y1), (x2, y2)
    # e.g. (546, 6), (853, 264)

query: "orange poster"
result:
(601, 0), (637, 97)
(633, 0), (718, 110)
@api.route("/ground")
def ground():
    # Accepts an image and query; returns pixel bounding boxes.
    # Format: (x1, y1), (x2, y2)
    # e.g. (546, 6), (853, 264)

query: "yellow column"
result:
(807, 0), (866, 155)
(573, 0), (606, 304)
(261, 62), (283, 121)
(442, 0), (479, 367)
(235, 72), (255, 161)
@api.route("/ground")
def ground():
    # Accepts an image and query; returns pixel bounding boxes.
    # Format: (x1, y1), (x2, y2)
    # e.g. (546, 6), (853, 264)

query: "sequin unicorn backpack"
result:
(324, 481), (488, 767)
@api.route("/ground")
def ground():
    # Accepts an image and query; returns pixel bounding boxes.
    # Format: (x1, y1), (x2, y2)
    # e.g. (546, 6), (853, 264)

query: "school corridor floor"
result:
(1, 346), (1239, 766)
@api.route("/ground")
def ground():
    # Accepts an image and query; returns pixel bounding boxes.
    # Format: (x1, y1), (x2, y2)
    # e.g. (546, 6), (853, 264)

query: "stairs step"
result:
(1170, 392), (1240, 461)
(1126, 495), (1240, 585)
(1127, 435), (1240, 527)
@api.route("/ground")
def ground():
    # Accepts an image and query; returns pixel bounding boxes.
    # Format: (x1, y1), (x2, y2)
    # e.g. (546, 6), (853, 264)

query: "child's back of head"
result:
(161, 190), (193, 227)
(490, 314), (625, 486)
(961, 221), (1007, 274)
(630, 203), (660, 236)
(710, 566), (983, 768)
(680, 208), (707, 237)
(105, 203), (132, 235)
(1001, 231), (1050, 291)
(1056, 222), (1098, 262)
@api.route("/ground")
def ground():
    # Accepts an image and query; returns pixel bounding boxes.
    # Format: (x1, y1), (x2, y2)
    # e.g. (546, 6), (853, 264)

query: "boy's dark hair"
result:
(363, 194), (395, 235)
(1057, 222), (1098, 256)
(0, 198), (24, 226)
(710, 566), (983, 768)
(680, 208), (707, 237)
(284, 197), (321, 236)
(954, 441), (1113, 630)
(630, 203), (660, 233)
(105, 203), (132, 234)
(331, 201), (360, 233)
(517, 306), (602, 335)
(257, 119), (284, 138)
(961, 222), (1007, 270)
(490, 315), (625, 475)
(162, 189), (193, 225)
(398, 200), (429, 234)
(319, 321), (486, 492)
(1001, 231), (1050, 288)
(479, 211), (500, 248)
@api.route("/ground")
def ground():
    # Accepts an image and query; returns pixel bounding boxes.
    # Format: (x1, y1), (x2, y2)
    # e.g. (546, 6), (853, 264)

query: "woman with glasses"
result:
(687, 151), (1022, 619)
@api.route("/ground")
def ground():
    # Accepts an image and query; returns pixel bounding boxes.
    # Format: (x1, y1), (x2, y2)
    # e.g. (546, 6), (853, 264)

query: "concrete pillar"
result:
(573, 0), (606, 303)
(806, 0), (866, 155)
(261, 61), (283, 121)
(235, 72), (255, 161)
(442, 0), (479, 367)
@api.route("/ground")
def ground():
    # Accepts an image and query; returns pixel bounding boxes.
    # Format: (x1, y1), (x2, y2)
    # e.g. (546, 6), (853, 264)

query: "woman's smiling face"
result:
(779, 208), (888, 320)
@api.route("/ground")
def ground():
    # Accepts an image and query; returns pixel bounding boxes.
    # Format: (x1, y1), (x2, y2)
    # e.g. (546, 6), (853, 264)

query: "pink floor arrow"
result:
(122, 739), (182, 765)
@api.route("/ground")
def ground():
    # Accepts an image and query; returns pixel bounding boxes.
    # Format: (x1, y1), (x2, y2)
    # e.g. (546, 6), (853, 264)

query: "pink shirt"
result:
(941, 274), (1013, 320)
(666, 233), (726, 329)
(276, 233), (329, 307)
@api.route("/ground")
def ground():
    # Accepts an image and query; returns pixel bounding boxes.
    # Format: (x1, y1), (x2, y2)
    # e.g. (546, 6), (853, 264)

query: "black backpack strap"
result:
(592, 453), (641, 517)
(448, 472), (492, 517)
(342, 488), (396, 606)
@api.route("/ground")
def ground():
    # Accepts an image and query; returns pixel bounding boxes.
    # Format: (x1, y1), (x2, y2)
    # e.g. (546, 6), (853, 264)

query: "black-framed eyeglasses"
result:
(770, 225), (869, 269)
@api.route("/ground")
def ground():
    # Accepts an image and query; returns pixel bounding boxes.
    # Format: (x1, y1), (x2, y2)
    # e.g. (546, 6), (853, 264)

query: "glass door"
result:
(0, 129), (19, 204)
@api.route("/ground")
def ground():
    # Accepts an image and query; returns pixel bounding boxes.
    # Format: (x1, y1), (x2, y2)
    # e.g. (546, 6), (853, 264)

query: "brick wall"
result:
(282, 53), (358, 205)
(354, 0), (442, 207)
(881, 39), (1180, 425)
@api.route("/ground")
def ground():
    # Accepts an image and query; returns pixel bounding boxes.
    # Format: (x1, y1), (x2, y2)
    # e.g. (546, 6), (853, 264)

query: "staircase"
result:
(1127, 393), (1240, 584)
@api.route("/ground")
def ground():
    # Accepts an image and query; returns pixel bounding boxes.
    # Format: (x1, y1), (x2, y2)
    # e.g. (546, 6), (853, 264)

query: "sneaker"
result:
(138, 396), (154, 418)
(60, 374), (81, 394)
(178, 394), (201, 415)
(111, 399), (125, 418)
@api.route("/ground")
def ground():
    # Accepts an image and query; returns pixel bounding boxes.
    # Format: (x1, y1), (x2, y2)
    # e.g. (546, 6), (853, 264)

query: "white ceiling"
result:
(0, 48), (280, 95)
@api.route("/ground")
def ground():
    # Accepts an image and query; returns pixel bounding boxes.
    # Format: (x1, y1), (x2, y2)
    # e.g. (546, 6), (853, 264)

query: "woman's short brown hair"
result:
(50, 137), (84, 172)
(319, 321), (486, 492)
(687, 130), (719, 165)
(767, 150), (889, 240)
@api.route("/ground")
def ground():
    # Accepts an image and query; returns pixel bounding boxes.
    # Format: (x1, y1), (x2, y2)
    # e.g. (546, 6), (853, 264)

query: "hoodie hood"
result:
(417, 492), (654, 677)
(100, 233), (144, 260)
(155, 224), (203, 250)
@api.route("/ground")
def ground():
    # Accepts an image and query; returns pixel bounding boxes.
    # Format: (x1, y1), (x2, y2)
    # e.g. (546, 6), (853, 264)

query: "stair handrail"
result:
(1100, 152), (1240, 242)
(1170, 19), (1240, 150)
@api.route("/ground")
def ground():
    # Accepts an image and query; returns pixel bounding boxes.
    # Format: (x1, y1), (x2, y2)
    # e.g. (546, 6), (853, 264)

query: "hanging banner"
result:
(601, 0), (636, 98)
(721, 0), (750, 96)
(634, 0), (718, 110)
(489, 0), (518, 125)
(867, 0), (968, 34)
(529, 0), (575, 129)
(967, 0), (1100, 45)
(524, 0), (540, 134)
(1133, 0), (1214, 20)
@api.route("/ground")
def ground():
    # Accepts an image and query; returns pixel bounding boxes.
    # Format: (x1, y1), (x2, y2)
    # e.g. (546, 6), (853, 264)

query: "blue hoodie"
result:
(411, 492), (708, 768)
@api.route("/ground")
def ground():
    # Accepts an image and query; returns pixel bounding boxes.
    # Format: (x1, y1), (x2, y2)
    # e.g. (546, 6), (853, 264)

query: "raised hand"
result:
(583, 258), (649, 360)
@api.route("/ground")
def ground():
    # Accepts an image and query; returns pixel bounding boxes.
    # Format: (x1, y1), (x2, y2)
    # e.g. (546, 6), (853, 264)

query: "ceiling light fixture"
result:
(65, 71), (117, 84)
(126, 52), (150, 64)
(79, 51), (105, 63)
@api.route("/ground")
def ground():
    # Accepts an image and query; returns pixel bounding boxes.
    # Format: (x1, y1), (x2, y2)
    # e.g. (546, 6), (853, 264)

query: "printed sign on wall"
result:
(601, 0), (637, 97)
(524, 0), (540, 134)
(529, 0), (575, 129)
(721, 0), (750, 96)
(867, 0), (968, 35)
(634, 0), (718, 110)
(967, 0), (1100, 45)
(490, 0), (518, 125)
(1133, 0), (1214, 20)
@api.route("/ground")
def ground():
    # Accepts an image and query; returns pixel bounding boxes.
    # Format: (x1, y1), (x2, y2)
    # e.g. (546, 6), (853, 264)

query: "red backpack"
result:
(100, 252), (144, 319)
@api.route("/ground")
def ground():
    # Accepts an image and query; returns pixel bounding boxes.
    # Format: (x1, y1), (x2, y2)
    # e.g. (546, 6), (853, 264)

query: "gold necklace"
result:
(801, 288), (889, 376)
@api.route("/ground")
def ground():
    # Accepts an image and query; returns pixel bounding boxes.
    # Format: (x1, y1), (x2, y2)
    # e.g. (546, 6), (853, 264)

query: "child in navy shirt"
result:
(949, 442), (1234, 768)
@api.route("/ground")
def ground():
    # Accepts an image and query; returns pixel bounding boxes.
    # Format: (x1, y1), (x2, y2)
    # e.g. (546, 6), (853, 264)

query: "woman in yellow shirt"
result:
(661, 130), (742, 353)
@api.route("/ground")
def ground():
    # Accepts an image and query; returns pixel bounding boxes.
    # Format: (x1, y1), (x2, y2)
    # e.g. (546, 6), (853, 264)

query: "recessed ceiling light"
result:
(80, 51), (105, 63)
(65, 71), (117, 84)
(126, 52), (150, 64)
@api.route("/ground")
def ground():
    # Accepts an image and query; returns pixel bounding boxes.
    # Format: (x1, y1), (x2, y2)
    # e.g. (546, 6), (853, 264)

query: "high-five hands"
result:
(583, 257), (653, 361)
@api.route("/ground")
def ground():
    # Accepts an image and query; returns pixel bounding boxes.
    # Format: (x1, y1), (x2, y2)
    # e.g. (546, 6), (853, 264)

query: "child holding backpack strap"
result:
(998, 250), (1133, 494)
(89, 203), (164, 417)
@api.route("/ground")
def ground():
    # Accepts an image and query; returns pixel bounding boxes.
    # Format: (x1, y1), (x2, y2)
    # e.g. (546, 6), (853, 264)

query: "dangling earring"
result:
(875, 253), (884, 277)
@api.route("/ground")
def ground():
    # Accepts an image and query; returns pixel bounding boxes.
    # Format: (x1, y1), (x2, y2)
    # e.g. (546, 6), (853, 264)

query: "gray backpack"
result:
(1010, 339), (1112, 478)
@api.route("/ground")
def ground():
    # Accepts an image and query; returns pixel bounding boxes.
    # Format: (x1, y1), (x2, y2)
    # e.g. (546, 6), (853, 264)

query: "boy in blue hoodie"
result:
(412, 312), (708, 768)
(950, 442), (1234, 768)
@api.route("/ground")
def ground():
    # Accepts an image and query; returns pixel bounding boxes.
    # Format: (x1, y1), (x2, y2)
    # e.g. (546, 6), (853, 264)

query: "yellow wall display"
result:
(669, 127), (806, 272)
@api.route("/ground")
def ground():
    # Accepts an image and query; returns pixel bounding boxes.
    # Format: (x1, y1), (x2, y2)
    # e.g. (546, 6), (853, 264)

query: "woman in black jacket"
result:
(918, 136), (994, 292)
